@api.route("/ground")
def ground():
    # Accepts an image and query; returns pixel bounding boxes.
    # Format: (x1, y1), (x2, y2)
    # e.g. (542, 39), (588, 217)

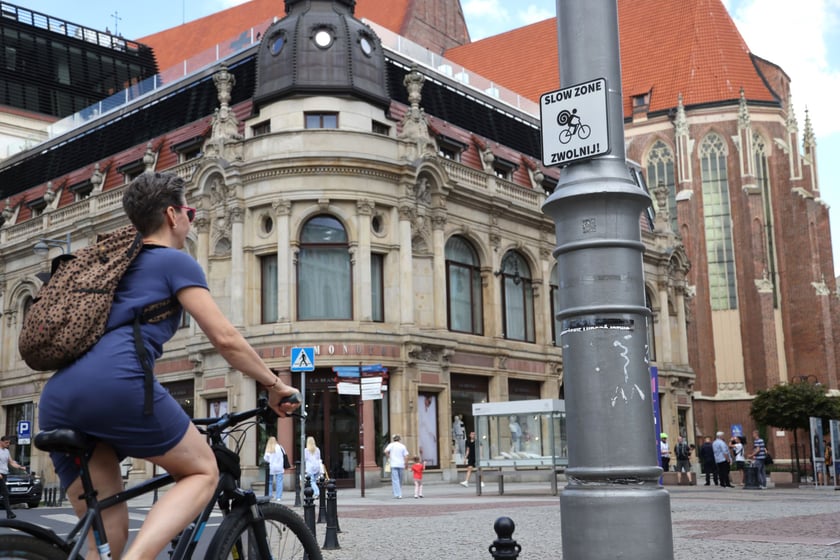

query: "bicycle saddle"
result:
(34, 429), (95, 455)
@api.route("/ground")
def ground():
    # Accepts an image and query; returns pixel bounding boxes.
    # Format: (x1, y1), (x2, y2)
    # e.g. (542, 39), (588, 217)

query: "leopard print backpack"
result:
(19, 225), (145, 371)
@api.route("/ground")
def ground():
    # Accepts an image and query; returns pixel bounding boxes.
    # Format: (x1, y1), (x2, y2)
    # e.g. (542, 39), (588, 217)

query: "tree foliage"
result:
(750, 382), (840, 431)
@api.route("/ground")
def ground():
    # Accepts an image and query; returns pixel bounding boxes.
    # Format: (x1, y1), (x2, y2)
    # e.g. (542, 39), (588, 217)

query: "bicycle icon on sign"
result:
(557, 108), (592, 144)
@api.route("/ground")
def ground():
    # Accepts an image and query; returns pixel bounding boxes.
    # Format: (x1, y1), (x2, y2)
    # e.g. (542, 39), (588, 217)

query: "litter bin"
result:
(743, 464), (760, 489)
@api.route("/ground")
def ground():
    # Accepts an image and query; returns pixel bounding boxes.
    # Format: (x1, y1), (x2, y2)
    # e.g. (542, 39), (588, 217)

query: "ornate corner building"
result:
(0, 0), (831, 486)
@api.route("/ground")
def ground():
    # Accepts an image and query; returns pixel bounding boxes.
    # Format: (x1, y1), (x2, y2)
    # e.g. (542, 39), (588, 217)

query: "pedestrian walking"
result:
(674, 436), (691, 483)
(411, 456), (425, 498)
(384, 434), (409, 499)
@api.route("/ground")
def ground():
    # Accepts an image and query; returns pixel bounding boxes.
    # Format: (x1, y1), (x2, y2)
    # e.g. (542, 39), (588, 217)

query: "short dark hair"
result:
(122, 172), (187, 236)
(0, 436), (11, 442)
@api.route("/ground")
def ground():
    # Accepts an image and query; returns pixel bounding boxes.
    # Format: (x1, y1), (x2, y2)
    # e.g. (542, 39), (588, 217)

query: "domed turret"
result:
(254, 0), (390, 109)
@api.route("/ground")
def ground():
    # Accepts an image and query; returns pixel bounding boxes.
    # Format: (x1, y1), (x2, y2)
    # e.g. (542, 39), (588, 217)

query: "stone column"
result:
(230, 205), (245, 326)
(675, 286), (689, 364)
(273, 199), (291, 322)
(658, 281), (672, 364)
(357, 200), (374, 321)
(431, 211), (447, 329)
(398, 204), (414, 325)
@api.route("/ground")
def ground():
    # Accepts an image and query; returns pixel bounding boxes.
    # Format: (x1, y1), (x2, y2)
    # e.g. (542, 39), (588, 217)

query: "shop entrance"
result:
(294, 369), (359, 489)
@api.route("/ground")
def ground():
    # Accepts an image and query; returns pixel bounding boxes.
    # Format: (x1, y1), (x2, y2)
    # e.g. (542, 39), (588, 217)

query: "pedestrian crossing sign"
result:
(290, 347), (315, 372)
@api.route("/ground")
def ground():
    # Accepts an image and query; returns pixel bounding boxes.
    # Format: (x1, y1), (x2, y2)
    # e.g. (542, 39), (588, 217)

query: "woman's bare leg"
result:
(65, 444), (128, 560)
(122, 425), (217, 560)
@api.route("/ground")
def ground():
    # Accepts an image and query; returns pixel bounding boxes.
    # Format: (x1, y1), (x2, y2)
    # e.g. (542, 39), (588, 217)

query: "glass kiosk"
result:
(472, 398), (567, 494)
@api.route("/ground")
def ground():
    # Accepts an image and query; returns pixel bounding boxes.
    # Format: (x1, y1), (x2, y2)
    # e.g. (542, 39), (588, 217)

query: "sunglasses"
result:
(173, 205), (196, 223)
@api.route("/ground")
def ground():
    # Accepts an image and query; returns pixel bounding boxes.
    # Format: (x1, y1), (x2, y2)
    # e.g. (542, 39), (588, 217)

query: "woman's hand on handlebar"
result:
(268, 382), (302, 417)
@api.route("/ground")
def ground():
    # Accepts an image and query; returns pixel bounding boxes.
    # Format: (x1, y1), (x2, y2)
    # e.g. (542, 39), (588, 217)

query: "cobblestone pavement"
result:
(308, 480), (840, 559)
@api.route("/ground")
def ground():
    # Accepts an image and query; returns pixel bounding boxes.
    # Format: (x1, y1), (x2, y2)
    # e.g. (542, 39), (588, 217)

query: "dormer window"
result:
(632, 92), (651, 116)
(171, 136), (205, 163)
(26, 198), (47, 217)
(117, 159), (145, 183)
(69, 179), (93, 202)
(492, 157), (518, 181)
(437, 135), (467, 162)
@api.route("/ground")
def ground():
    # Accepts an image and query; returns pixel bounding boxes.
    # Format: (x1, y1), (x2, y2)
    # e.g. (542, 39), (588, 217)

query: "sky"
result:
(17, 0), (840, 274)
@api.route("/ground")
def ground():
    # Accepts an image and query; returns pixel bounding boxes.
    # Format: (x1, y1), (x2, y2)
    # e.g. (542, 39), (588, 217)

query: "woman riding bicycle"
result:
(38, 172), (301, 560)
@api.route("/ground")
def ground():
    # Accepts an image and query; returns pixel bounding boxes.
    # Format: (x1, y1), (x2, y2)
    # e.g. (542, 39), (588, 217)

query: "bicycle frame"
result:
(0, 401), (288, 559)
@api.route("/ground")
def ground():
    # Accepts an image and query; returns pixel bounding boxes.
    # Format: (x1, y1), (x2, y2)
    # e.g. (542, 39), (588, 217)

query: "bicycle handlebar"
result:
(192, 394), (302, 436)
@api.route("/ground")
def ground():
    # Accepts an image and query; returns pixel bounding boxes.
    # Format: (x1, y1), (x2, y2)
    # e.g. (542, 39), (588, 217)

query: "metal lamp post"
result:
(33, 232), (72, 256)
(542, 1), (674, 558)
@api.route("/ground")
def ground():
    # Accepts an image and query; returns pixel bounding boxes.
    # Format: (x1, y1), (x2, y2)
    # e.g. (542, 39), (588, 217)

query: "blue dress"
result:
(39, 245), (207, 488)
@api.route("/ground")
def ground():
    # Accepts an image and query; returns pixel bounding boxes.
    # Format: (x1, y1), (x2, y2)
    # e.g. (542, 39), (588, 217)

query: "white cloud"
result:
(518, 4), (554, 26)
(726, 0), (840, 137)
(463, 0), (510, 21)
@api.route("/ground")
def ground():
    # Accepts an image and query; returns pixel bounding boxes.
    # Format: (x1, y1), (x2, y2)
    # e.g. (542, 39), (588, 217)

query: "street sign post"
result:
(290, 346), (315, 506)
(540, 77), (609, 167)
(16, 420), (30, 445)
(333, 364), (388, 497)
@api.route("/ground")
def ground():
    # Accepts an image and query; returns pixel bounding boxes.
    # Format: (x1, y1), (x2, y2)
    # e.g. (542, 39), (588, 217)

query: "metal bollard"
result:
(303, 483), (316, 535)
(333, 480), (341, 534)
(317, 476), (327, 523)
(488, 517), (521, 559)
(322, 479), (340, 550)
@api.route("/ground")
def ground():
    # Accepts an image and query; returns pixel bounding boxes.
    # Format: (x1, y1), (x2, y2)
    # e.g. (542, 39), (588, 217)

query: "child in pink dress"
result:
(411, 456), (425, 498)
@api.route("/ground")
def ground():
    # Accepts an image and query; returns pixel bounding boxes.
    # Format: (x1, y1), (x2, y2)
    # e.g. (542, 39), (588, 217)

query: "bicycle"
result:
(0, 397), (321, 560)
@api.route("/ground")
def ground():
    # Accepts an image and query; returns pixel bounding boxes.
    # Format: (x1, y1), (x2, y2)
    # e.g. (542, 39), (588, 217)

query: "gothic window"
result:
(445, 236), (483, 335)
(297, 215), (352, 320)
(499, 251), (535, 342)
(645, 140), (677, 232)
(700, 133), (737, 310)
(753, 132), (778, 308)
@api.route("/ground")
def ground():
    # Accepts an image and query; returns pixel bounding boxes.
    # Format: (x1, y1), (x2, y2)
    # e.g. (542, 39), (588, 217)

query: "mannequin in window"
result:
(509, 415), (523, 453)
(452, 414), (466, 461)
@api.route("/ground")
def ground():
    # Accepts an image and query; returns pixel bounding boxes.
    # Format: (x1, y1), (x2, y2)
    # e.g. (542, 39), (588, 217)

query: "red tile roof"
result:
(141, 0), (779, 116)
(140, 0), (411, 73)
(445, 0), (778, 116)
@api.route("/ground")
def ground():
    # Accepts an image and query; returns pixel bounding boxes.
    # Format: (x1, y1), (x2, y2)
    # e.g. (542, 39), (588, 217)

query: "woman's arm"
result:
(177, 286), (300, 416)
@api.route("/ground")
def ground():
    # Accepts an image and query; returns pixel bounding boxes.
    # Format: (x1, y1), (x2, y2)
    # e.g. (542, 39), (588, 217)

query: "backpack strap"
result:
(132, 297), (180, 415)
(133, 314), (156, 416)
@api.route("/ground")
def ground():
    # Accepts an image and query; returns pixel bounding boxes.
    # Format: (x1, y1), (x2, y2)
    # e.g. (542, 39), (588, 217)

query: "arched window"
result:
(550, 263), (561, 346)
(700, 133), (737, 310)
(297, 215), (352, 320)
(499, 251), (535, 342)
(445, 236), (483, 334)
(753, 132), (778, 307)
(645, 140), (677, 231)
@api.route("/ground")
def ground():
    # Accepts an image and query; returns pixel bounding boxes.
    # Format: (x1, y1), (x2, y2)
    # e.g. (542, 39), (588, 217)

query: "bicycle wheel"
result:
(205, 502), (322, 560)
(578, 124), (591, 140)
(0, 535), (67, 560)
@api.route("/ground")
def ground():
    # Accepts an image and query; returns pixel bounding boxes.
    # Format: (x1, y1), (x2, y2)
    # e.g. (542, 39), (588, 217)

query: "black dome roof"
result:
(254, 0), (390, 108)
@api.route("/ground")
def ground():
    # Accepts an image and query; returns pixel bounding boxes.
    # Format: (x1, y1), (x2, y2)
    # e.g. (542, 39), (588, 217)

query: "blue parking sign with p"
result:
(17, 421), (30, 438)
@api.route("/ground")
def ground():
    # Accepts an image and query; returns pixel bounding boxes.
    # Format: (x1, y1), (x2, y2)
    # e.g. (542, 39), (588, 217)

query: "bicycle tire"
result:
(0, 535), (67, 560)
(205, 502), (322, 560)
